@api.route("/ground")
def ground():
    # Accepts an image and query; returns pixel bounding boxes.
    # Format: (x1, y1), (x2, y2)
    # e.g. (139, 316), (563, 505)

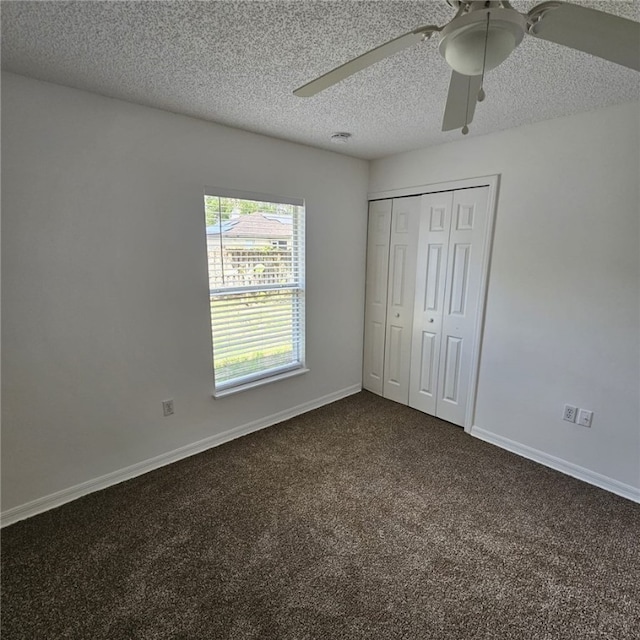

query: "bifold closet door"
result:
(362, 200), (392, 395)
(409, 192), (454, 415)
(409, 186), (490, 427)
(382, 196), (420, 404)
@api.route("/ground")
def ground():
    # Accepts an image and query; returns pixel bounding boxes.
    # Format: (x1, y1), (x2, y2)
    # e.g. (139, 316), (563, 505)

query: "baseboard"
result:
(471, 426), (640, 504)
(1, 384), (362, 528)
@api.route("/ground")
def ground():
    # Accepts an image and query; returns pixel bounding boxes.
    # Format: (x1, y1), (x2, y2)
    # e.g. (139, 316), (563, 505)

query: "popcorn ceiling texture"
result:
(2, 0), (639, 159)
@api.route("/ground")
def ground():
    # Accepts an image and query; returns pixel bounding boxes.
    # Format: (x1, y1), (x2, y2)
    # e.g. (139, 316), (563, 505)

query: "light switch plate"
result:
(577, 409), (593, 428)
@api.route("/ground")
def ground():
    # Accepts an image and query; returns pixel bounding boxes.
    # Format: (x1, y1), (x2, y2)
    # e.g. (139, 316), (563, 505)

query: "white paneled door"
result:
(409, 186), (490, 426)
(382, 196), (421, 404)
(363, 180), (493, 428)
(409, 191), (454, 416)
(362, 200), (392, 395)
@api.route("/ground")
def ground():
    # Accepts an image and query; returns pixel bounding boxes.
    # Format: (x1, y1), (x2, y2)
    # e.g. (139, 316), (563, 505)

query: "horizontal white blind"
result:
(204, 194), (305, 391)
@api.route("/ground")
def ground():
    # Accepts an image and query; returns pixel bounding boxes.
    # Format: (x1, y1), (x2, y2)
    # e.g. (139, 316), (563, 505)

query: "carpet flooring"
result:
(2, 391), (639, 639)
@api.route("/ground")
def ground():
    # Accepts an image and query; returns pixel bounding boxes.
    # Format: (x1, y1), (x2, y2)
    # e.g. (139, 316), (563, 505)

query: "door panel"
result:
(371, 244), (388, 305)
(362, 200), (392, 395)
(442, 335), (462, 402)
(383, 196), (420, 404)
(417, 331), (438, 395)
(429, 206), (447, 232)
(368, 321), (385, 381)
(387, 325), (404, 385)
(448, 243), (471, 316)
(456, 204), (475, 230)
(394, 210), (410, 233)
(436, 186), (490, 426)
(424, 244), (444, 312)
(390, 245), (407, 307)
(409, 192), (454, 414)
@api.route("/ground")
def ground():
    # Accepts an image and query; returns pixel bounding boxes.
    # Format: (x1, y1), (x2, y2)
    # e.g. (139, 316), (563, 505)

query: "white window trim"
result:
(204, 186), (303, 208)
(204, 187), (306, 396)
(213, 367), (310, 398)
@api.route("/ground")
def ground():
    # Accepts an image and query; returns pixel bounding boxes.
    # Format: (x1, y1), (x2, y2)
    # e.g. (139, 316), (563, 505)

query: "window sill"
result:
(213, 367), (310, 398)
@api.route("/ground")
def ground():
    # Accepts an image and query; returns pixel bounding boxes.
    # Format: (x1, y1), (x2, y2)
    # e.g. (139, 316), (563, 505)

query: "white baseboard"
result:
(471, 426), (640, 504)
(1, 385), (362, 528)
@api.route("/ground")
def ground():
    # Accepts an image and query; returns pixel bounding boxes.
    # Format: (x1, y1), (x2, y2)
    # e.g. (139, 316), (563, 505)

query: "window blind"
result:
(204, 192), (305, 392)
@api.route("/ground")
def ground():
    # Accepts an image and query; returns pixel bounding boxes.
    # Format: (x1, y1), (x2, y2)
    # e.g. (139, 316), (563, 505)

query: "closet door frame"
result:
(368, 175), (499, 433)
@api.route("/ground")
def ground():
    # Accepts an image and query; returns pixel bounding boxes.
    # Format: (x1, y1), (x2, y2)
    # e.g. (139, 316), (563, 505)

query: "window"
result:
(204, 189), (305, 394)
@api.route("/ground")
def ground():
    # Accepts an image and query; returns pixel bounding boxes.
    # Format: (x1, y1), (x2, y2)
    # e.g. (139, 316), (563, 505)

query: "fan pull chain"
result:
(462, 78), (470, 135)
(478, 12), (490, 102)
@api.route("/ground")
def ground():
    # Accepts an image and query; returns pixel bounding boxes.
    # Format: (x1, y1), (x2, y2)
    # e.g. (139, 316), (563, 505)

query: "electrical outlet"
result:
(563, 404), (577, 423)
(577, 409), (593, 428)
(162, 399), (174, 417)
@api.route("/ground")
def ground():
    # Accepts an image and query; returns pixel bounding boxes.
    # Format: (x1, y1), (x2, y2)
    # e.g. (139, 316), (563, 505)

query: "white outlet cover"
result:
(563, 404), (577, 423)
(162, 399), (174, 417)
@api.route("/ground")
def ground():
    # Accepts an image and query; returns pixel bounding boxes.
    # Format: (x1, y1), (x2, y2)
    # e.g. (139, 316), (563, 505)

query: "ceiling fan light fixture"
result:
(442, 25), (515, 75)
(439, 8), (526, 76)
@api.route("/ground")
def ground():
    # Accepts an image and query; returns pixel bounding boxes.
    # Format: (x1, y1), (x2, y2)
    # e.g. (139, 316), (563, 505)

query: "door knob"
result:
(428, 318), (434, 323)
(395, 313), (400, 318)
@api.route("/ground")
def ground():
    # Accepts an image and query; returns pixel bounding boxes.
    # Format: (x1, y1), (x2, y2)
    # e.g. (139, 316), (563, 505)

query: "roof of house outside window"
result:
(206, 212), (292, 238)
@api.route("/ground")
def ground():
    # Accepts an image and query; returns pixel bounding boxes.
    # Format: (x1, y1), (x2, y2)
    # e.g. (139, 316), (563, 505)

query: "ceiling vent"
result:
(330, 132), (352, 144)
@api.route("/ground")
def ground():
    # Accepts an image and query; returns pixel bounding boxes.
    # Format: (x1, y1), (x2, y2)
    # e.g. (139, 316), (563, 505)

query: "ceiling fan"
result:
(293, 1), (640, 134)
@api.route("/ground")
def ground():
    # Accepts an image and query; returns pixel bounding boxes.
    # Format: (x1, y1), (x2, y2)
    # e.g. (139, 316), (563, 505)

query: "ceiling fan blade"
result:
(293, 25), (439, 97)
(528, 2), (640, 71)
(442, 71), (482, 132)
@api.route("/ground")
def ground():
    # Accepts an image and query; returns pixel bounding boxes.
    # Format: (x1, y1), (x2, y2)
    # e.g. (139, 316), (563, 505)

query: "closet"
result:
(363, 183), (493, 428)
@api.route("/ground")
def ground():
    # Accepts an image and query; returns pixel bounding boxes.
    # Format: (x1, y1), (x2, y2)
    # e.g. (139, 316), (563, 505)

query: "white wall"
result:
(1, 72), (369, 514)
(3, 72), (638, 517)
(370, 102), (640, 494)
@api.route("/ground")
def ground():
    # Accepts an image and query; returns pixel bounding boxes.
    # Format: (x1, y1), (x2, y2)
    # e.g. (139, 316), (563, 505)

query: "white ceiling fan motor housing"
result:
(439, 7), (527, 76)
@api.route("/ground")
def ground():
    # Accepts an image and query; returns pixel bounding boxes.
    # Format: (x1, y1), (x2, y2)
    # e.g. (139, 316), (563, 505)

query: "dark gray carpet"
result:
(2, 391), (639, 639)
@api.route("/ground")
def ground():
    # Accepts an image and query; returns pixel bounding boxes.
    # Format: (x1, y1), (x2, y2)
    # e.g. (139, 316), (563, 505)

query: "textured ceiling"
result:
(2, 0), (639, 159)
